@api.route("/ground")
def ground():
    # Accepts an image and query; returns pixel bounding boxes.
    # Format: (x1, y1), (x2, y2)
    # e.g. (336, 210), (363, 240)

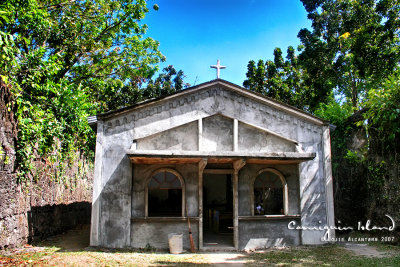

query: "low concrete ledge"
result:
(238, 215), (300, 220)
(131, 217), (200, 222)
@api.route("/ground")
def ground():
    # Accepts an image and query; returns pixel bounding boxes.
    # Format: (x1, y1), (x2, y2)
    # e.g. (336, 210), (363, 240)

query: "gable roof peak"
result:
(92, 79), (328, 126)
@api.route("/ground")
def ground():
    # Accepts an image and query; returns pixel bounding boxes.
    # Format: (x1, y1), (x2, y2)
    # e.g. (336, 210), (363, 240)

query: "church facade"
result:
(88, 79), (335, 251)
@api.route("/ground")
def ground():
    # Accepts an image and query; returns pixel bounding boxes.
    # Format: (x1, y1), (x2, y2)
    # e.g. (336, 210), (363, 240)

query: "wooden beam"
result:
(206, 158), (235, 164)
(233, 159), (246, 171)
(246, 159), (303, 165)
(130, 157), (201, 164)
(131, 217), (200, 222)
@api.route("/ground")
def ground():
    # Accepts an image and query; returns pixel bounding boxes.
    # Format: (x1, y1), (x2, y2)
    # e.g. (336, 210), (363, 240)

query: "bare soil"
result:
(343, 243), (388, 258)
(2, 225), (398, 266)
(40, 224), (91, 251)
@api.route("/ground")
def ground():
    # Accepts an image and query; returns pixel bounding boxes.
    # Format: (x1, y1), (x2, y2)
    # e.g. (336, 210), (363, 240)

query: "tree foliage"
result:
(243, 46), (326, 111)
(300, 0), (400, 107)
(363, 70), (400, 148)
(244, 0), (400, 111)
(305, 0), (400, 224)
(142, 65), (189, 100)
(104, 65), (189, 110)
(243, 0), (400, 224)
(0, 0), (165, 182)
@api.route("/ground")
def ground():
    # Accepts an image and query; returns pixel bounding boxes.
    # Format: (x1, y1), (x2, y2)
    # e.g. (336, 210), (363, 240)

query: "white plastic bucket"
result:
(168, 233), (183, 254)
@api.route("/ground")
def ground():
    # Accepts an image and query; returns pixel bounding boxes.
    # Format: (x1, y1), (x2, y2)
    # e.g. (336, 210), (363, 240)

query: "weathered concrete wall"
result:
(237, 164), (301, 250)
(137, 121), (198, 151)
(92, 81), (333, 248)
(238, 122), (295, 152)
(238, 164), (300, 216)
(103, 84), (324, 145)
(130, 163), (198, 249)
(98, 132), (132, 248)
(131, 221), (199, 250)
(132, 164), (199, 218)
(299, 135), (329, 244)
(239, 219), (301, 250)
(203, 115), (233, 151)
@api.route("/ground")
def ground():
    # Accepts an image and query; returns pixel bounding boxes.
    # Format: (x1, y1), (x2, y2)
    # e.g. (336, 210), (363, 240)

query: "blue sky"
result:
(143, 0), (311, 87)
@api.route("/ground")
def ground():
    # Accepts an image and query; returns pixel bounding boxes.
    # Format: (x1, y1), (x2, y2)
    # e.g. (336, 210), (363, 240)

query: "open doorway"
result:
(203, 173), (233, 247)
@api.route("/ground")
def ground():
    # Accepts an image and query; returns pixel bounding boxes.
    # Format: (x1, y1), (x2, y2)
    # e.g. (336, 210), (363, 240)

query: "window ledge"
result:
(131, 217), (200, 222)
(239, 215), (300, 220)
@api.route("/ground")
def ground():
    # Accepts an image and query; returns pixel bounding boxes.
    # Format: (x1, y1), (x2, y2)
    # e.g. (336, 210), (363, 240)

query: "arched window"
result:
(252, 168), (288, 216)
(146, 169), (185, 217)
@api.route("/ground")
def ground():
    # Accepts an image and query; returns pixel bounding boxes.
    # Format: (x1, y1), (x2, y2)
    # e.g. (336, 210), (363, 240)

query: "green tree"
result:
(243, 46), (317, 111)
(0, 0), (165, 181)
(305, 0), (400, 225)
(254, 60), (266, 94)
(244, 0), (400, 112)
(243, 60), (257, 91)
(143, 65), (188, 100)
(299, 0), (400, 108)
(1, 0), (164, 109)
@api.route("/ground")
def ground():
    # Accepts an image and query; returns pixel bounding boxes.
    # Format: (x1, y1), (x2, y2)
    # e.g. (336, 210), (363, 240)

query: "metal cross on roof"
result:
(210, 59), (226, 79)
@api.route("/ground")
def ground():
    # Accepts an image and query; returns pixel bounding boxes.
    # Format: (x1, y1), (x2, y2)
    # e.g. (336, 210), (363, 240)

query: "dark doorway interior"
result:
(203, 173), (233, 247)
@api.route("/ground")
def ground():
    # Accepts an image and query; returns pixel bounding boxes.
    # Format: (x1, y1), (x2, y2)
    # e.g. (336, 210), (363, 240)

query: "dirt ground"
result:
(1, 225), (399, 266)
(343, 242), (388, 258)
(41, 224), (91, 251)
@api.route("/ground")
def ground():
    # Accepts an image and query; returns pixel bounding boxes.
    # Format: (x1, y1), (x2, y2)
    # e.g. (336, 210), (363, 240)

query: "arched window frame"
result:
(145, 168), (185, 217)
(250, 168), (288, 216)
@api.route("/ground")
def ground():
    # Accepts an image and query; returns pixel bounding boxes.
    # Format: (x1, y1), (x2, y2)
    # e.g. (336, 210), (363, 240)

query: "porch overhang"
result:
(127, 150), (316, 165)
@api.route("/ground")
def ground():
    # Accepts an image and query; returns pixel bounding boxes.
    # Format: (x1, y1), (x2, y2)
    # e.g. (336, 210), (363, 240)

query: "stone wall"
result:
(25, 154), (93, 244)
(0, 78), (93, 249)
(0, 78), (23, 249)
(333, 113), (400, 242)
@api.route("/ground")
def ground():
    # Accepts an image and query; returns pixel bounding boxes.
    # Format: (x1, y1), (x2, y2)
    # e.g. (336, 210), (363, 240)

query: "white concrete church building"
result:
(88, 63), (335, 251)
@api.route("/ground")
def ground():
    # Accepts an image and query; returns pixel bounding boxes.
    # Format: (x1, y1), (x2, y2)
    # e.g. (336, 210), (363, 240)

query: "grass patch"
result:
(246, 245), (400, 266)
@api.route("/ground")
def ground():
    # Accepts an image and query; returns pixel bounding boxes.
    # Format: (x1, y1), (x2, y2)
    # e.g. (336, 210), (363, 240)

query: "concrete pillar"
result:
(90, 120), (103, 246)
(233, 119), (238, 152)
(198, 118), (203, 151)
(198, 159), (207, 249)
(233, 159), (246, 250)
(323, 125), (335, 239)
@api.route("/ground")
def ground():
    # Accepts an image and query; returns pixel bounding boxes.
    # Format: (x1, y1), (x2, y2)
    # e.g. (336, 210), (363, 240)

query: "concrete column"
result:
(198, 159), (207, 249)
(323, 126), (335, 239)
(198, 118), (203, 151)
(233, 119), (238, 152)
(90, 120), (104, 246)
(233, 159), (246, 250)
